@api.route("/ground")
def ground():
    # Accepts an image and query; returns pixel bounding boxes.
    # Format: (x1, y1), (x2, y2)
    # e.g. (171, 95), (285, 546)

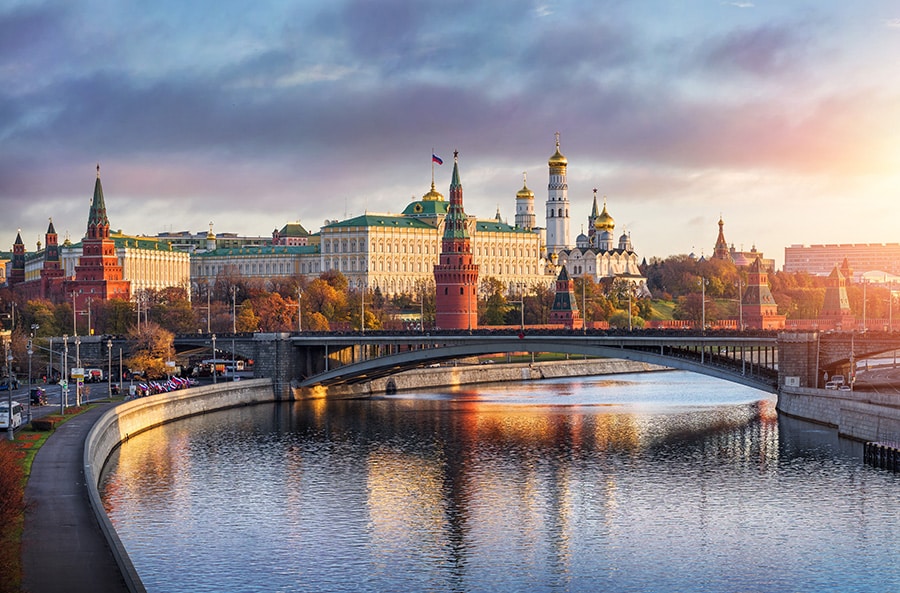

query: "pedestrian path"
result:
(22, 403), (130, 593)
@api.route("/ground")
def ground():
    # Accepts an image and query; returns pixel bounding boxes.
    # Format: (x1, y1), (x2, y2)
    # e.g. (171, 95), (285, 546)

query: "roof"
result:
(193, 244), (318, 258)
(323, 214), (436, 230)
(402, 200), (449, 217)
(474, 219), (534, 234)
(277, 222), (309, 237)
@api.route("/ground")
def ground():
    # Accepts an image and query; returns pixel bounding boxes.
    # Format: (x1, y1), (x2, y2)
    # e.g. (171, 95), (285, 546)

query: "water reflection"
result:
(100, 372), (900, 593)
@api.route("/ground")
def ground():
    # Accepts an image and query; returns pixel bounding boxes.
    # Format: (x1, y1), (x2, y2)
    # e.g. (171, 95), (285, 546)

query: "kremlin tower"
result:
(545, 132), (570, 256)
(549, 266), (583, 330)
(740, 257), (785, 330)
(434, 151), (479, 330)
(70, 165), (130, 314)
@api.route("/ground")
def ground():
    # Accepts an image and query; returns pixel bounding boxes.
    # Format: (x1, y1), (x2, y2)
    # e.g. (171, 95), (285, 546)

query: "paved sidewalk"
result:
(22, 403), (130, 593)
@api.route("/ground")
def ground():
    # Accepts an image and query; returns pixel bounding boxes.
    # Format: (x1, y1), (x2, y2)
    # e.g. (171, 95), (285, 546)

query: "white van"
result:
(0, 401), (25, 430)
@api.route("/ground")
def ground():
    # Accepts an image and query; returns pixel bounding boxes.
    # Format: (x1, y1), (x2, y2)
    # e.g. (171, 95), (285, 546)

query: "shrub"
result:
(0, 441), (25, 591)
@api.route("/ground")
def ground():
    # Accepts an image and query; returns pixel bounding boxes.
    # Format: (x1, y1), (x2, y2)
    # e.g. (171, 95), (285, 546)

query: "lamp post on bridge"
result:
(211, 334), (217, 384)
(107, 339), (113, 399)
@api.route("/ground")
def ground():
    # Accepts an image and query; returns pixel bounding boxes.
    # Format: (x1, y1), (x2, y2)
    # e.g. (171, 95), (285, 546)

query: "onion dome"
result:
(422, 181), (444, 201)
(516, 172), (534, 200)
(576, 231), (589, 249)
(593, 198), (615, 231)
(548, 132), (567, 166)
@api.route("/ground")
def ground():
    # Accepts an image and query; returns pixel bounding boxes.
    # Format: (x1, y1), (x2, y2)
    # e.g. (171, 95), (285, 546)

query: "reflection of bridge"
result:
(71, 330), (900, 397)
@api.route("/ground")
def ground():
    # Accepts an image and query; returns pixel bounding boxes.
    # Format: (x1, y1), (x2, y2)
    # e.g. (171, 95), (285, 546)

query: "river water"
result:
(100, 371), (900, 593)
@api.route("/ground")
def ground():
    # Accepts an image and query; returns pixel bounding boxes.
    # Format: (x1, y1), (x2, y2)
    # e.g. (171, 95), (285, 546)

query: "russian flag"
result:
(432, 154), (443, 165)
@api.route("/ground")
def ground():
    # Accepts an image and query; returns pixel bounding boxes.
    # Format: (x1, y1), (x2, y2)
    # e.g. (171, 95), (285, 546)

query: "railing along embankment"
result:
(83, 379), (277, 593)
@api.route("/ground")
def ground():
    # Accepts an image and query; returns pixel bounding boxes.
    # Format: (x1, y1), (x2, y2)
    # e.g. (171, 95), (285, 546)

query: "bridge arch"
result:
(297, 335), (779, 393)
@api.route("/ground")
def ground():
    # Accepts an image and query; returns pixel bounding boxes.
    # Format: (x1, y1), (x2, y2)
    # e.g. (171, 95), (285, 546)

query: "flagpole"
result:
(431, 147), (435, 186)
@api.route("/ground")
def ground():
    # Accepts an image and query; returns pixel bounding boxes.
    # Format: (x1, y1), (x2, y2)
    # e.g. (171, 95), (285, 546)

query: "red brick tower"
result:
(549, 266), (583, 329)
(819, 264), (855, 330)
(8, 230), (25, 287)
(434, 151), (479, 330)
(70, 166), (130, 315)
(40, 219), (65, 299)
(741, 256), (785, 330)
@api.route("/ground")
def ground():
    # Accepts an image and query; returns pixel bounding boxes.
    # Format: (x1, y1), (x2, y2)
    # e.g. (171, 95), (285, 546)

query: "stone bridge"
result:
(60, 330), (900, 396)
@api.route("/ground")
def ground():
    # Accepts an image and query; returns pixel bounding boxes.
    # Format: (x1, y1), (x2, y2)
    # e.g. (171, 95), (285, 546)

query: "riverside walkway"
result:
(22, 403), (129, 593)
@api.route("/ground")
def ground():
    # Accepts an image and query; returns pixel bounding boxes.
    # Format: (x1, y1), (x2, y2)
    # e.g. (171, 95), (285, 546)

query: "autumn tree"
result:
(126, 321), (174, 379)
(248, 292), (294, 332)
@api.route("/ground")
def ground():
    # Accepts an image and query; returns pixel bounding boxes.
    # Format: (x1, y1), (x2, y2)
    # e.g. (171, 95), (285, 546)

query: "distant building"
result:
(272, 222), (311, 246)
(712, 217), (775, 272)
(558, 190), (647, 292)
(784, 243), (900, 278)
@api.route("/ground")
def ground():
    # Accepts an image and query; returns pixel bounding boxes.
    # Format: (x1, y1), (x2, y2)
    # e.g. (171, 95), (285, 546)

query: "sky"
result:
(2, 0), (900, 269)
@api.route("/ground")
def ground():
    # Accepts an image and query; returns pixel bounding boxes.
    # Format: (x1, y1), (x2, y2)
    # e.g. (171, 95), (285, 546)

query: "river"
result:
(100, 371), (900, 593)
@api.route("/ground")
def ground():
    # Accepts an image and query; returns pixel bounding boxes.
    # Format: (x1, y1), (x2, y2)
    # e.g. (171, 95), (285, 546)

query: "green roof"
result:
(277, 222), (309, 236)
(323, 214), (436, 230)
(401, 200), (449, 216)
(193, 245), (318, 258)
(474, 219), (532, 234)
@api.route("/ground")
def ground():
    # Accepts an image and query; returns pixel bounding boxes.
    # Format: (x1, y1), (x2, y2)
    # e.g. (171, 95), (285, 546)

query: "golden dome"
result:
(594, 199), (614, 231)
(548, 132), (567, 167)
(422, 181), (444, 201)
(516, 172), (534, 200)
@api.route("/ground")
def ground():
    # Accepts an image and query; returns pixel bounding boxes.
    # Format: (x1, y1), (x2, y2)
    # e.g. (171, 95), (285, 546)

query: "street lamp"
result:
(297, 287), (302, 333)
(699, 277), (708, 332)
(27, 326), (37, 422)
(74, 335), (81, 405)
(211, 334), (217, 384)
(61, 335), (68, 414)
(107, 338), (113, 399)
(231, 286), (237, 334)
(5, 339), (13, 441)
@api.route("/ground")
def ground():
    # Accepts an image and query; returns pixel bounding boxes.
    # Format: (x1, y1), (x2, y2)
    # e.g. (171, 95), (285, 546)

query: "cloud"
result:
(694, 24), (807, 78)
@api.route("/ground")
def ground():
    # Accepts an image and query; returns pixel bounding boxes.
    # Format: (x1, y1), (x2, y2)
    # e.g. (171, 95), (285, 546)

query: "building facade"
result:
(784, 243), (900, 277)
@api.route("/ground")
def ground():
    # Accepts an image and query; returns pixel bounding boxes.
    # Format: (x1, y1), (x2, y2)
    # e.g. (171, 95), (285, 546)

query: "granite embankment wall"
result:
(314, 358), (669, 398)
(778, 387), (900, 442)
(83, 379), (276, 593)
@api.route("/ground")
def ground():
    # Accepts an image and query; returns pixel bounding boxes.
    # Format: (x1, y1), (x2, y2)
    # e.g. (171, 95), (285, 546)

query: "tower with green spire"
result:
(434, 151), (479, 330)
(71, 165), (130, 315)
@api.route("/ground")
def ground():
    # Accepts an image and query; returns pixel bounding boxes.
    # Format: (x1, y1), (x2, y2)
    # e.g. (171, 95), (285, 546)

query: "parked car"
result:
(0, 377), (19, 390)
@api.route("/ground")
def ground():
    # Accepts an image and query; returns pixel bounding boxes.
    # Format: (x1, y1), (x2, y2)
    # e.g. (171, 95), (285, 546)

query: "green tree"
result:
(479, 277), (509, 325)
